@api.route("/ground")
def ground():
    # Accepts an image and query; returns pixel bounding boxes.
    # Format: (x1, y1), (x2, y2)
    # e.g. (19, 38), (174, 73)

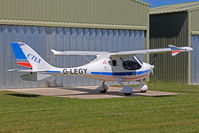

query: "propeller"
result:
(151, 54), (158, 65)
(150, 54), (158, 83)
(150, 66), (156, 84)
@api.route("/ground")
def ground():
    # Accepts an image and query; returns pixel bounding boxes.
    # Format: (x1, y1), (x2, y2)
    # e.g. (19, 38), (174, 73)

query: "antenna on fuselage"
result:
(120, 57), (124, 62)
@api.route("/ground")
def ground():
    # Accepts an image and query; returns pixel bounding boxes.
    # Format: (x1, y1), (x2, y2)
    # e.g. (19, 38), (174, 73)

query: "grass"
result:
(0, 82), (199, 133)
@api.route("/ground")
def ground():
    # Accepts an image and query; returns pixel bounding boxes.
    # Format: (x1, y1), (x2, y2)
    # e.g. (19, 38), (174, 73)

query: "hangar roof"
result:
(133, 0), (150, 6)
(150, 1), (199, 15)
(0, 0), (149, 30)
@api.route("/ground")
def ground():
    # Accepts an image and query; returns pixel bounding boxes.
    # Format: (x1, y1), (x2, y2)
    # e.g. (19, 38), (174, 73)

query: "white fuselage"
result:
(47, 56), (152, 82)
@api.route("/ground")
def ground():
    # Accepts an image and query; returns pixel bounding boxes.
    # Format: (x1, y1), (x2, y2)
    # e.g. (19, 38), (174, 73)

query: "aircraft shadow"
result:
(7, 93), (40, 98)
(51, 87), (125, 97)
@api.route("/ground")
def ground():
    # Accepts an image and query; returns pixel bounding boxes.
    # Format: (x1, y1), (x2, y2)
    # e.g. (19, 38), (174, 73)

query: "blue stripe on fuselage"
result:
(91, 69), (150, 76)
(46, 71), (61, 73)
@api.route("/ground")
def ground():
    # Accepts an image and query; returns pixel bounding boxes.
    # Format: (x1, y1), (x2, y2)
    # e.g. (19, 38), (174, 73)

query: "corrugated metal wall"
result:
(191, 35), (199, 84)
(150, 12), (189, 83)
(0, 25), (47, 88)
(190, 9), (199, 84)
(0, 0), (149, 27)
(191, 10), (199, 32)
(0, 25), (145, 89)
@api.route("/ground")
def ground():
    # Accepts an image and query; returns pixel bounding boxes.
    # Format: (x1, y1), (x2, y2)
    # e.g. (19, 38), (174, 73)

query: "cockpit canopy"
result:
(123, 60), (141, 70)
(111, 56), (142, 70)
(122, 56), (142, 70)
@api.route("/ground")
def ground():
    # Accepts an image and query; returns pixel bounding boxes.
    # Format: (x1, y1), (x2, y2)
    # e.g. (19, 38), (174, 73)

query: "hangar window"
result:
(123, 57), (141, 70)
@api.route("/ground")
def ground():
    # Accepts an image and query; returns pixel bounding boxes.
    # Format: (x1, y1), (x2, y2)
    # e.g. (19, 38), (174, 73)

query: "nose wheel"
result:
(140, 90), (147, 93)
(135, 82), (148, 93)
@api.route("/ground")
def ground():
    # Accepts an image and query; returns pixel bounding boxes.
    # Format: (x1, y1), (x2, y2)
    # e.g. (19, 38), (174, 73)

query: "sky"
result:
(142, 0), (199, 8)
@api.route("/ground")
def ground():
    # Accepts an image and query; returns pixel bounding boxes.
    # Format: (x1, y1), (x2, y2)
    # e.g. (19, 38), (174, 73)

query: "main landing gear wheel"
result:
(100, 89), (107, 93)
(124, 93), (132, 96)
(117, 79), (133, 96)
(140, 90), (147, 93)
(98, 81), (109, 94)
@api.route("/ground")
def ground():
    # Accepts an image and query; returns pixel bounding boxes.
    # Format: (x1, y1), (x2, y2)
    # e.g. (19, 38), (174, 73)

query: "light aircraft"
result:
(9, 42), (193, 95)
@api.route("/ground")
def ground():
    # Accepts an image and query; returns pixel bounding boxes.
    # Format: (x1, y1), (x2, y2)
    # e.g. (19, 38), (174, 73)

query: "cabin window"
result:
(123, 58), (141, 70)
(112, 60), (117, 66)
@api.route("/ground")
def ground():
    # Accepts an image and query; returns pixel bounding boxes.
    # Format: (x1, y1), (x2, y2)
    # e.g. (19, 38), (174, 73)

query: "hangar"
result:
(0, 0), (150, 89)
(150, 1), (199, 84)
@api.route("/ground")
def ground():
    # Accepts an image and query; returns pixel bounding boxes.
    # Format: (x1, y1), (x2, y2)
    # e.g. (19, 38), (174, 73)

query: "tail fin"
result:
(11, 42), (55, 71)
(169, 45), (182, 56)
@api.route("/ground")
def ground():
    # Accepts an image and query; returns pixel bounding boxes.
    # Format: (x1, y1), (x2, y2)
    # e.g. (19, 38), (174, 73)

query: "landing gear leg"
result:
(117, 79), (133, 96)
(97, 81), (109, 93)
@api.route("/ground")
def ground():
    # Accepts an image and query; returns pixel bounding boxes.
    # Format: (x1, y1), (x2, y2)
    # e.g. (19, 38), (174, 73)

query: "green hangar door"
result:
(191, 35), (199, 84)
(150, 1), (199, 84)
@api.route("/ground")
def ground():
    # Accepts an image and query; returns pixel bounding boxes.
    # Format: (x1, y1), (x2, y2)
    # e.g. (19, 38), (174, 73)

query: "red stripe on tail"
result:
(17, 62), (32, 68)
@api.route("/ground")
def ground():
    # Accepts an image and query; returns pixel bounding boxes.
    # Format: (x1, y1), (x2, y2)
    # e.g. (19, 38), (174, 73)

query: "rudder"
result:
(11, 42), (55, 71)
(11, 42), (32, 68)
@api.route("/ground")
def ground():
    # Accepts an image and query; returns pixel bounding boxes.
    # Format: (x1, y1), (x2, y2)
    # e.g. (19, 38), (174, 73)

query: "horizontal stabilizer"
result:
(7, 69), (33, 72)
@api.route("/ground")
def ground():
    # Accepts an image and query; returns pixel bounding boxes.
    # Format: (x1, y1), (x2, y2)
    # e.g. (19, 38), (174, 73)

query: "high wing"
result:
(51, 49), (107, 56)
(51, 45), (193, 57)
(111, 45), (193, 56)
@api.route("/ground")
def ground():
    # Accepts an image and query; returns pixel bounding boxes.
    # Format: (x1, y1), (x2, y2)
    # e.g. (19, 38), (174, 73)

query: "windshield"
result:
(134, 56), (143, 64)
(123, 57), (141, 70)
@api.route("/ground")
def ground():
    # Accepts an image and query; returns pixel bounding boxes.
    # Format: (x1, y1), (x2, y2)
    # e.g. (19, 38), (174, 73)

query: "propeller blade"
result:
(151, 68), (156, 84)
(151, 54), (158, 65)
